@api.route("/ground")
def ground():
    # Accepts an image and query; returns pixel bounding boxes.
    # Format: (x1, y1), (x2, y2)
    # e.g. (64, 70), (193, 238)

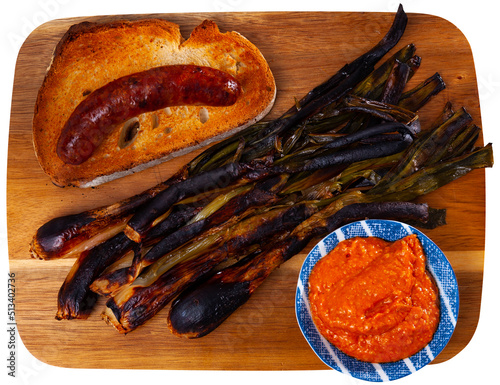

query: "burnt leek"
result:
(166, 201), (444, 338)
(102, 203), (317, 333)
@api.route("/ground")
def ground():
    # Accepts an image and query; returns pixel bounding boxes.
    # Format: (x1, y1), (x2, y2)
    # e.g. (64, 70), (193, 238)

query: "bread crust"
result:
(33, 18), (276, 187)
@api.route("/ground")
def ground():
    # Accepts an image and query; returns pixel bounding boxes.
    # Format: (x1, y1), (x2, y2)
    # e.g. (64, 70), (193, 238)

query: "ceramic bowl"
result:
(295, 219), (459, 382)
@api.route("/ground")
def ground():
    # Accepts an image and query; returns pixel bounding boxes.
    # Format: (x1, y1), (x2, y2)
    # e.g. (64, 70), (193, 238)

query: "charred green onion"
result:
(166, 201), (445, 338)
(30, 5), (493, 335)
(103, 203), (317, 333)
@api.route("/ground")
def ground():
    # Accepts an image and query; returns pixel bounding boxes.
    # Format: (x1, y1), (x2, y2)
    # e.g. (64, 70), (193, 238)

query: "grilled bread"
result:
(33, 18), (276, 187)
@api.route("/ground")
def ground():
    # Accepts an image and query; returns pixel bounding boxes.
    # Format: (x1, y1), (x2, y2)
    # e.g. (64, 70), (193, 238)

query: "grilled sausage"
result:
(56, 65), (242, 165)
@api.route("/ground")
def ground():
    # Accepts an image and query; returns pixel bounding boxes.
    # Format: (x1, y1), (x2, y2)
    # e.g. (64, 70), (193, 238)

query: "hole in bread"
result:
(236, 61), (246, 74)
(119, 118), (140, 149)
(199, 107), (209, 124)
(152, 113), (160, 129)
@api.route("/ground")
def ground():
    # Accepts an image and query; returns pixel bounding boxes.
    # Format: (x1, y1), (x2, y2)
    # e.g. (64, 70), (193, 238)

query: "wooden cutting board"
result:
(7, 11), (486, 370)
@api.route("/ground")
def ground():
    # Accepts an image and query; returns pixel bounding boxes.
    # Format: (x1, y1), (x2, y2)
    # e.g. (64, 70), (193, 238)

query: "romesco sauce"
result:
(308, 234), (440, 363)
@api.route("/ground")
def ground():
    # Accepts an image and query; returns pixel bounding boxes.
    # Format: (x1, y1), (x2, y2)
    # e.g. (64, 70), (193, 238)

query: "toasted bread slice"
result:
(33, 18), (276, 187)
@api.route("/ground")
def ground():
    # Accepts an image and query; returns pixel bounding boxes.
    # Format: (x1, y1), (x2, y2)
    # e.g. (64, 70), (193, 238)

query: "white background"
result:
(1, 1), (498, 384)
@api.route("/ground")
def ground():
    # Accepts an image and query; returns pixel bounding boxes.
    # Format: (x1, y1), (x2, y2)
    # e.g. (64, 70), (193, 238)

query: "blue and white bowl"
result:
(295, 219), (459, 382)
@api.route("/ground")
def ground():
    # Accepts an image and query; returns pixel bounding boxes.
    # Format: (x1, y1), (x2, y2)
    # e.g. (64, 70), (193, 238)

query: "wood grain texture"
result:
(7, 11), (485, 370)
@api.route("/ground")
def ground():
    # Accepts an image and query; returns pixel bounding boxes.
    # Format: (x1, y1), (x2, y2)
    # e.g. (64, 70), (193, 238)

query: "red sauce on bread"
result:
(308, 234), (440, 363)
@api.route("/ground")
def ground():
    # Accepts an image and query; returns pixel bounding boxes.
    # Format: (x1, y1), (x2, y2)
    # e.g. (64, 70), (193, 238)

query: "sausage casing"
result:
(56, 65), (242, 165)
